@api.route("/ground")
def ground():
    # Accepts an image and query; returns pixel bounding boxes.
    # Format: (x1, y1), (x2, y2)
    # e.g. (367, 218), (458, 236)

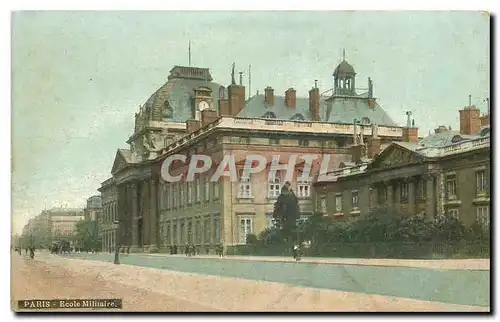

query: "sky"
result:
(11, 11), (489, 234)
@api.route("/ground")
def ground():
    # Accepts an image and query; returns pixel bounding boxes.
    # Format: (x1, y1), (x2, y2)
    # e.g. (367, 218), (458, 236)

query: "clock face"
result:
(198, 101), (210, 111)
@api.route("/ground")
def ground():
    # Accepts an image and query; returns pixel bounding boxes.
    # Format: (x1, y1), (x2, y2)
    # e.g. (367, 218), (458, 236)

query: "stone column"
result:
(436, 172), (445, 217)
(149, 177), (159, 253)
(385, 180), (393, 208)
(407, 177), (416, 215)
(425, 174), (436, 218)
(130, 182), (140, 253)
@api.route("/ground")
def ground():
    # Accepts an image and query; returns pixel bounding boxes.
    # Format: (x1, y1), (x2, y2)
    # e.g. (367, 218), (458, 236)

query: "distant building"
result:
(101, 55), (417, 253)
(84, 195), (102, 221)
(21, 208), (85, 247)
(314, 104), (491, 227)
(50, 208), (85, 242)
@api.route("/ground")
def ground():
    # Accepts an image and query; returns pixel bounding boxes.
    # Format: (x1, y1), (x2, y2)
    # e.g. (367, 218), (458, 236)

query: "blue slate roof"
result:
(237, 93), (398, 126)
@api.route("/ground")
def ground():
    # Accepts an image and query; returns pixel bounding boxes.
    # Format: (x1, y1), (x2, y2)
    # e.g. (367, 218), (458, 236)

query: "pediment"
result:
(111, 150), (130, 175)
(369, 144), (425, 171)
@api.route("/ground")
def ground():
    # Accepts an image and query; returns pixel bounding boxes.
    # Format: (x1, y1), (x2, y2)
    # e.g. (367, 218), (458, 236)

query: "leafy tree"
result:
(75, 219), (101, 250)
(272, 182), (300, 242)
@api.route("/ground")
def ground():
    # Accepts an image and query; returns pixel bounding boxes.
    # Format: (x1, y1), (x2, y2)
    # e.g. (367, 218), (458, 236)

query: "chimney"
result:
(228, 83), (245, 116)
(186, 119), (201, 134)
(401, 112), (419, 143)
(367, 124), (381, 158)
(459, 105), (481, 135)
(285, 88), (296, 108)
(309, 81), (320, 121)
(350, 144), (366, 163)
(201, 109), (219, 127)
(264, 86), (274, 106)
(479, 114), (489, 126)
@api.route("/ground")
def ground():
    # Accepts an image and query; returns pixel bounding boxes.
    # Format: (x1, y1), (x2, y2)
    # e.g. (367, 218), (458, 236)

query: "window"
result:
(195, 176), (201, 202)
(476, 170), (486, 195)
(448, 208), (459, 220)
(299, 139), (309, 147)
(172, 223), (177, 245)
(179, 183), (185, 207)
(297, 176), (311, 198)
(378, 186), (387, 205)
(180, 222), (185, 244)
(239, 217), (253, 244)
(335, 194), (343, 213)
(213, 216), (221, 243)
(204, 176), (210, 201)
(320, 195), (327, 213)
(399, 182), (409, 202)
(269, 138), (280, 145)
(238, 172), (252, 198)
(476, 206), (489, 227)
(187, 182), (193, 204)
(195, 219), (202, 244)
(351, 190), (359, 209)
(163, 183), (171, 209)
(446, 174), (457, 200)
(203, 218), (211, 244)
(418, 179), (427, 200)
(268, 172), (281, 198)
(172, 183), (177, 208)
(212, 182), (220, 199)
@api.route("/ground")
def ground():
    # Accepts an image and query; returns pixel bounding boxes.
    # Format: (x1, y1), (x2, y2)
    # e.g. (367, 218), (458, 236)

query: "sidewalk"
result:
(134, 253), (490, 271)
(27, 254), (489, 312)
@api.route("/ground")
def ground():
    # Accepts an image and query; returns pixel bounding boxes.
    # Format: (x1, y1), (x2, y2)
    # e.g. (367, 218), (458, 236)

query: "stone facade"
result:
(314, 106), (491, 227)
(102, 62), (412, 253)
(98, 178), (117, 252)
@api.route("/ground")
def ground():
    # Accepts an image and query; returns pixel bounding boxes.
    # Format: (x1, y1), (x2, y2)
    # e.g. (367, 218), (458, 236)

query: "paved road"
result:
(11, 252), (219, 312)
(53, 251), (490, 307)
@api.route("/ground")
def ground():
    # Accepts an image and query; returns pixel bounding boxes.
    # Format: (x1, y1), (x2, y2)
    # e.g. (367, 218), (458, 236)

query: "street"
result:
(11, 250), (489, 312)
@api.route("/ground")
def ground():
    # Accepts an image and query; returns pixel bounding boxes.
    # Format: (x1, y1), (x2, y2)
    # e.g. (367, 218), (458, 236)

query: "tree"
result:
(272, 182), (300, 242)
(75, 219), (101, 251)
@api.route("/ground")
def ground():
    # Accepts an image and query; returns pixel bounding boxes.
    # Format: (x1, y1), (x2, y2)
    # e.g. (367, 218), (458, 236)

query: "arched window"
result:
(451, 135), (464, 143)
(290, 113), (305, 121)
(262, 112), (277, 119)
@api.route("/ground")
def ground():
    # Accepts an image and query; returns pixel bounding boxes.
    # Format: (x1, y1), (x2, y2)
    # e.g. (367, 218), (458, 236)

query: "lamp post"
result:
(113, 220), (120, 265)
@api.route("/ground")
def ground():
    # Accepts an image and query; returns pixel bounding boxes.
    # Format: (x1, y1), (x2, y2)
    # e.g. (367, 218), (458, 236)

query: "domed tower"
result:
(333, 49), (356, 96)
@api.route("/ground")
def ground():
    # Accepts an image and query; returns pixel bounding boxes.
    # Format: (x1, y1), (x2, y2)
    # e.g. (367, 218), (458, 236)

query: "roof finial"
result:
(239, 71), (243, 86)
(469, 94), (472, 107)
(343, 48), (346, 61)
(314, 79), (318, 88)
(188, 41), (191, 67)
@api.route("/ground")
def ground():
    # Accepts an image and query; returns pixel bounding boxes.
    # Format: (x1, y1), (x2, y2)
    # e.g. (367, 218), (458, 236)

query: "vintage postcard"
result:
(11, 10), (490, 313)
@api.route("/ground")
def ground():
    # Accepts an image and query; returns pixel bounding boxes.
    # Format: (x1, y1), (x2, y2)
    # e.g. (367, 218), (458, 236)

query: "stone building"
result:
(314, 103), (491, 227)
(84, 195), (102, 221)
(98, 178), (117, 252)
(102, 56), (413, 253)
(21, 208), (85, 247)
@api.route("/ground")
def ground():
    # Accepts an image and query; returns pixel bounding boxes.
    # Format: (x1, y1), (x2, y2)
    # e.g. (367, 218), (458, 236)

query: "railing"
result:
(417, 136), (490, 157)
(161, 116), (404, 155)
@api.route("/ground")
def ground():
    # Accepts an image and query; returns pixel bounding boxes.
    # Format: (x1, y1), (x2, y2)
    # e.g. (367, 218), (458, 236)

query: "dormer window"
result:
(361, 117), (371, 125)
(263, 112), (277, 119)
(291, 113), (305, 121)
(451, 135), (464, 143)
